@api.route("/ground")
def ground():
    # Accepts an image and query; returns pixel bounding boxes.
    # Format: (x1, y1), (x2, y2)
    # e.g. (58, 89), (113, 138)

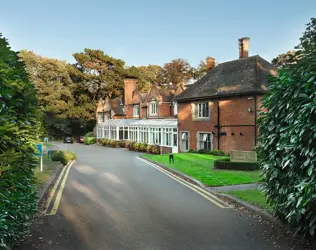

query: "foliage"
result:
(159, 59), (193, 87)
(139, 143), (148, 152)
(271, 50), (297, 68)
(84, 137), (96, 145)
(151, 145), (160, 154)
(109, 140), (117, 147)
(196, 149), (226, 156)
(133, 143), (141, 151)
(0, 35), (40, 248)
(258, 18), (316, 237)
(85, 132), (95, 137)
(146, 144), (152, 153)
(73, 49), (126, 101)
(20, 51), (96, 138)
(214, 159), (259, 171)
(51, 151), (76, 165)
(118, 140), (126, 148)
(142, 153), (261, 186)
(193, 60), (208, 80)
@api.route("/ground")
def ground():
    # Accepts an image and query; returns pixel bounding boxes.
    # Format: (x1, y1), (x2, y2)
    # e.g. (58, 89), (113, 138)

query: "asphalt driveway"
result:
(18, 143), (307, 250)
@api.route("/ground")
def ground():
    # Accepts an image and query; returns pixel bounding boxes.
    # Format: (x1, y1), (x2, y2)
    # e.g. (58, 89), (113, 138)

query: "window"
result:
(119, 127), (128, 140)
(181, 132), (189, 151)
(149, 101), (158, 116)
(129, 127), (138, 142)
(173, 128), (178, 147)
(98, 112), (104, 123)
(162, 128), (173, 146)
(133, 105), (140, 117)
(198, 133), (212, 150)
(104, 127), (109, 139)
(97, 126), (102, 138)
(173, 102), (178, 116)
(150, 127), (161, 144)
(110, 127), (117, 140)
(198, 102), (209, 118)
(139, 127), (148, 144)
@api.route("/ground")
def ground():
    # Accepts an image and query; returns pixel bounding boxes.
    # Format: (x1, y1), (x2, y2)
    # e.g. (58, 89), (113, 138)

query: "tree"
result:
(0, 35), (40, 248)
(271, 50), (296, 68)
(258, 18), (316, 239)
(73, 49), (126, 100)
(193, 60), (208, 80)
(158, 59), (193, 87)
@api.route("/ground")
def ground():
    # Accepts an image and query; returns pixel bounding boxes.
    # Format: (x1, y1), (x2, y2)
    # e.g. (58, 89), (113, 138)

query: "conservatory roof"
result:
(98, 119), (177, 127)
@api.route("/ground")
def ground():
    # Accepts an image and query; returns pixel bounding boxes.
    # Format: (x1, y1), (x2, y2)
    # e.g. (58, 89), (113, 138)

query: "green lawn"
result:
(141, 153), (261, 186)
(44, 143), (54, 147)
(34, 155), (61, 191)
(226, 189), (273, 213)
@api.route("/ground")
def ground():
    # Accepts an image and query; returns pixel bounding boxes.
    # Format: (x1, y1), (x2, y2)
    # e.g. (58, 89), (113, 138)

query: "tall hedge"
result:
(0, 35), (41, 248)
(258, 19), (316, 238)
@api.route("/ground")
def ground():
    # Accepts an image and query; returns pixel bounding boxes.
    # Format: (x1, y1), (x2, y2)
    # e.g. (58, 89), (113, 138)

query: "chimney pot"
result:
(205, 57), (215, 72)
(238, 37), (250, 59)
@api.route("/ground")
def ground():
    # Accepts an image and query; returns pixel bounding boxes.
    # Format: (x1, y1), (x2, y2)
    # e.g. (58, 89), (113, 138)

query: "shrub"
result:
(258, 19), (316, 237)
(85, 132), (95, 137)
(97, 138), (103, 144)
(133, 143), (141, 151)
(188, 149), (197, 153)
(119, 140), (126, 148)
(109, 140), (116, 147)
(0, 35), (41, 248)
(52, 151), (76, 165)
(214, 159), (259, 171)
(209, 150), (226, 156)
(139, 143), (147, 152)
(197, 149), (209, 154)
(151, 145), (160, 154)
(84, 137), (96, 145)
(146, 144), (152, 153)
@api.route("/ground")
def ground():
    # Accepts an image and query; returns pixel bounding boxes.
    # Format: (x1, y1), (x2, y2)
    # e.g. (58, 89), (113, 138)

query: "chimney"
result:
(123, 78), (138, 106)
(205, 57), (215, 72)
(238, 37), (250, 59)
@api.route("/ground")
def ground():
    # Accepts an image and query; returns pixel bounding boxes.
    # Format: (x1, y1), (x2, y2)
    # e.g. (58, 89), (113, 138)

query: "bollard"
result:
(169, 154), (174, 164)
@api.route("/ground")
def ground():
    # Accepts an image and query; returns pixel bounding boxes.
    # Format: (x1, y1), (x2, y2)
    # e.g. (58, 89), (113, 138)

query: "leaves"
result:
(0, 35), (40, 248)
(258, 18), (316, 238)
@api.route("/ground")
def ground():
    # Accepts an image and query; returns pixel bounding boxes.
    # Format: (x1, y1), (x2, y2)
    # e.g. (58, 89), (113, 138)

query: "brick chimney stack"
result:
(238, 37), (250, 59)
(123, 78), (138, 106)
(205, 57), (215, 72)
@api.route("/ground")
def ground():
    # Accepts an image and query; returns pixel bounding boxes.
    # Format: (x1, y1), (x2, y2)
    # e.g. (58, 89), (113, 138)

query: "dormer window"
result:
(133, 105), (140, 117)
(149, 101), (158, 116)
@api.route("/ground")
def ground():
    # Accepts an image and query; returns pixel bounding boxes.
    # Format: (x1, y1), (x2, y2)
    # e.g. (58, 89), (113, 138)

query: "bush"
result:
(0, 35), (41, 248)
(146, 144), (152, 153)
(139, 143), (147, 152)
(188, 149), (197, 153)
(119, 140), (126, 148)
(151, 145), (160, 154)
(258, 19), (316, 238)
(209, 150), (226, 156)
(85, 132), (95, 137)
(109, 140), (116, 147)
(84, 137), (96, 145)
(197, 149), (209, 154)
(52, 151), (76, 165)
(214, 159), (259, 171)
(133, 143), (141, 151)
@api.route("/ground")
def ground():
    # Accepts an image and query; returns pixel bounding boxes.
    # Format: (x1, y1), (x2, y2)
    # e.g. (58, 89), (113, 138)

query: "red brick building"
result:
(174, 38), (277, 153)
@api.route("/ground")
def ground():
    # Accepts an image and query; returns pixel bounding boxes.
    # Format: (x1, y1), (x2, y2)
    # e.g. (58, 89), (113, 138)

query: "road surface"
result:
(19, 143), (307, 250)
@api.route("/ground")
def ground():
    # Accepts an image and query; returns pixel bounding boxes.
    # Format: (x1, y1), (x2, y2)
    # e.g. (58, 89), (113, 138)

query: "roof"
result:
(175, 55), (277, 102)
(98, 119), (177, 127)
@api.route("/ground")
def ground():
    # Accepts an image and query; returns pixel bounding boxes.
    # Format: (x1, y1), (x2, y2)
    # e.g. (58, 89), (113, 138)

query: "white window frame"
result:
(197, 102), (209, 118)
(180, 131), (189, 152)
(149, 101), (158, 116)
(150, 127), (161, 145)
(133, 105), (140, 117)
(162, 127), (173, 147)
(197, 132), (213, 150)
(104, 127), (110, 139)
(173, 102), (178, 116)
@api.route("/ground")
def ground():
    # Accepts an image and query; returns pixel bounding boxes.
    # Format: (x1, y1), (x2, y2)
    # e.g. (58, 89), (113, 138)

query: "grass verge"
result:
(225, 189), (274, 213)
(141, 153), (261, 186)
(34, 155), (61, 191)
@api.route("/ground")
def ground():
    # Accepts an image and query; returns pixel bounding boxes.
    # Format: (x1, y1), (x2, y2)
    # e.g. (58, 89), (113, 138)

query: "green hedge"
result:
(84, 137), (96, 145)
(214, 159), (259, 171)
(0, 35), (41, 248)
(52, 151), (76, 165)
(98, 139), (159, 154)
(190, 149), (226, 156)
(85, 132), (95, 137)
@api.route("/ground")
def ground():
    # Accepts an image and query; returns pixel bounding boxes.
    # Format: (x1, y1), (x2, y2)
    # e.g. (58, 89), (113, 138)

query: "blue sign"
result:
(44, 137), (49, 143)
(35, 144), (43, 157)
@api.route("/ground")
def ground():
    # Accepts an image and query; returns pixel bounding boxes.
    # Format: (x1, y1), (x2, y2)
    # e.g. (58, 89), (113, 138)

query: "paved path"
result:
(210, 183), (259, 192)
(19, 143), (307, 250)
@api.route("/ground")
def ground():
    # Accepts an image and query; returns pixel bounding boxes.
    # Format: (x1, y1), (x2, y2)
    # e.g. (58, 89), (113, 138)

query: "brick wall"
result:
(161, 146), (172, 154)
(159, 103), (172, 118)
(125, 105), (133, 119)
(177, 95), (263, 153)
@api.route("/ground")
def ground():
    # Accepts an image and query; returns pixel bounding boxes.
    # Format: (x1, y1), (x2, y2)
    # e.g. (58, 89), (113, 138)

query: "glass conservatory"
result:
(96, 119), (178, 153)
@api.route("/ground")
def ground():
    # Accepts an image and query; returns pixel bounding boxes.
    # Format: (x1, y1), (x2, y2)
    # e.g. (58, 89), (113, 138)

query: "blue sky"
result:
(1, 0), (315, 67)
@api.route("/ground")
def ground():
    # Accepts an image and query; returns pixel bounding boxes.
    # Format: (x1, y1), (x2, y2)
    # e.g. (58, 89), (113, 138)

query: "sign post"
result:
(35, 144), (43, 171)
